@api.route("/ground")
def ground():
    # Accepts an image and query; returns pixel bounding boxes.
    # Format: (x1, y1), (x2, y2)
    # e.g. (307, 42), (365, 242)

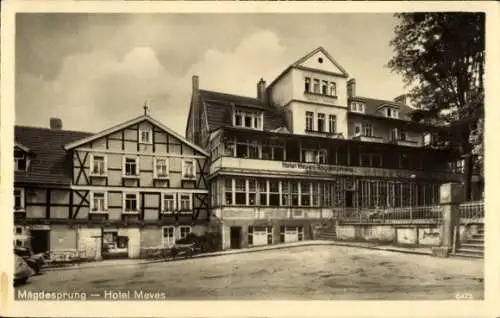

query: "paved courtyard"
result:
(16, 245), (484, 300)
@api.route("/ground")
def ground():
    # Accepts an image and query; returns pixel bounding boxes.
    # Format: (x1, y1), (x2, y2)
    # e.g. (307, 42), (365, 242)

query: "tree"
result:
(387, 12), (485, 200)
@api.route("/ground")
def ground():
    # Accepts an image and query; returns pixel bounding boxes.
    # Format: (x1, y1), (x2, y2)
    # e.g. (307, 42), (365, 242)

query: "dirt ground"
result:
(16, 245), (484, 300)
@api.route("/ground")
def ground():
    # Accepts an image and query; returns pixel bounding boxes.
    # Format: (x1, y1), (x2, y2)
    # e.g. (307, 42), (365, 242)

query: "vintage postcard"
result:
(1, 0), (498, 317)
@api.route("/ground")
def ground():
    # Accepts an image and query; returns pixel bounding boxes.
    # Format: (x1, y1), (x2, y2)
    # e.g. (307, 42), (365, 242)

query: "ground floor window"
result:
(179, 226), (192, 239)
(248, 226), (273, 246)
(280, 226), (304, 243)
(162, 226), (175, 246)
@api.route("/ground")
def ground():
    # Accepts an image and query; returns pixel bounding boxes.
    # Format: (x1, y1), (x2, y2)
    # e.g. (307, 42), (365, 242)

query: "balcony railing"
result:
(335, 205), (442, 224)
(352, 134), (384, 143)
(390, 138), (420, 147)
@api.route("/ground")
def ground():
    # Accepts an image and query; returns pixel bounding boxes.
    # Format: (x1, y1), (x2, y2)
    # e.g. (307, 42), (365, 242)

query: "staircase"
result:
(454, 224), (484, 258)
(315, 221), (337, 241)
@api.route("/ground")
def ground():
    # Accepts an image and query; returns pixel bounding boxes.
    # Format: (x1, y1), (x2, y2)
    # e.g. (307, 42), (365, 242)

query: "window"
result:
(304, 77), (311, 92)
(248, 141), (260, 159)
(322, 81), (328, 95)
(351, 102), (365, 113)
(182, 159), (196, 179)
(15, 227), (23, 235)
(14, 150), (28, 172)
(317, 150), (327, 164)
(303, 150), (315, 163)
(248, 227), (254, 245)
(269, 180), (280, 206)
(234, 110), (263, 130)
(162, 226), (175, 247)
(302, 149), (326, 164)
(313, 79), (320, 94)
(248, 179), (257, 205)
(267, 226), (273, 244)
(225, 178), (233, 205)
(363, 123), (373, 137)
(91, 155), (107, 176)
(123, 193), (138, 213)
(354, 124), (362, 135)
(123, 157), (139, 177)
(300, 182), (311, 206)
(154, 158), (169, 179)
(291, 181), (299, 206)
(399, 130), (406, 141)
(281, 181), (289, 206)
(90, 191), (107, 212)
(235, 178), (246, 205)
(328, 115), (336, 134)
(424, 133), (432, 146)
(329, 82), (337, 97)
(391, 128), (398, 141)
(386, 108), (399, 118)
(224, 138), (235, 156)
(162, 193), (176, 212)
(14, 188), (24, 210)
(317, 113), (325, 132)
(179, 226), (192, 239)
(179, 194), (192, 212)
(258, 180), (268, 205)
(139, 128), (152, 144)
(305, 112), (314, 131)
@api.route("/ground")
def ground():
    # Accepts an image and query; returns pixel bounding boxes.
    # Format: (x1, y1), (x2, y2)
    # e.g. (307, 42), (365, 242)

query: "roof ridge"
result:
(15, 125), (93, 135)
(199, 89), (260, 102)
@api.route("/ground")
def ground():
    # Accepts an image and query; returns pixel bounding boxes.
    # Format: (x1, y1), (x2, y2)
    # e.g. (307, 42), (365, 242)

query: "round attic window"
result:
(318, 57), (324, 63)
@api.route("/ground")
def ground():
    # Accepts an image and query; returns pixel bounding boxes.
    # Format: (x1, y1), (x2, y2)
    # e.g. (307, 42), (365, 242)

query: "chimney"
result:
(192, 75), (199, 93)
(257, 78), (267, 104)
(347, 78), (356, 98)
(191, 75), (200, 144)
(394, 94), (407, 105)
(49, 118), (62, 130)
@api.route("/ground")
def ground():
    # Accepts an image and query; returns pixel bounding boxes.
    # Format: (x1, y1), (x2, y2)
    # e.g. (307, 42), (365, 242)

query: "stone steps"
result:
(454, 224), (484, 259)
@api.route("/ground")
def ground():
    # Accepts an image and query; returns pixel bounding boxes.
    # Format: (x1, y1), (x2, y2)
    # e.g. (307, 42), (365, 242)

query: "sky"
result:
(15, 13), (406, 135)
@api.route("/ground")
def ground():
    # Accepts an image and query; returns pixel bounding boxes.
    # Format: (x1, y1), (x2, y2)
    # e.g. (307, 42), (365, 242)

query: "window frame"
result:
(139, 128), (152, 144)
(328, 115), (337, 134)
(305, 111), (314, 131)
(14, 151), (29, 172)
(153, 157), (169, 179)
(304, 77), (311, 92)
(13, 188), (25, 211)
(179, 226), (192, 240)
(178, 193), (193, 213)
(90, 154), (108, 177)
(317, 113), (325, 132)
(90, 191), (108, 213)
(122, 156), (140, 178)
(181, 159), (196, 180)
(363, 123), (373, 137)
(122, 192), (139, 214)
(161, 193), (176, 213)
(162, 226), (176, 247)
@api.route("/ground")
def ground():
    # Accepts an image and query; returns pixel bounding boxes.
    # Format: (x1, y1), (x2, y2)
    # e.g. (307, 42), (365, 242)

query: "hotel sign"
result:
(281, 162), (355, 174)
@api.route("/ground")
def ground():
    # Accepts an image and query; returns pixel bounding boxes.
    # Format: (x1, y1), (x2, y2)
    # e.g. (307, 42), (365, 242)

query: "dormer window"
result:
(14, 150), (28, 172)
(385, 108), (399, 118)
(233, 110), (263, 130)
(350, 102), (365, 113)
(139, 128), (152, 144)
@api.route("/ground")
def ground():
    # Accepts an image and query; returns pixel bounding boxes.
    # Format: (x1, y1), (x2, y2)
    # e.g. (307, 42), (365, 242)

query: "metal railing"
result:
(334, 205), (442, 224)
(459, 201), (484, 222)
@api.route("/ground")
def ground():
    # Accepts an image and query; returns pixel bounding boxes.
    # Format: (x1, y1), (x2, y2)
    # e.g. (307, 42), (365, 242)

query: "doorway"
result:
(345, 191), (354, 208)
(30, 230), (50, 254)
(230, 227), (242, 249)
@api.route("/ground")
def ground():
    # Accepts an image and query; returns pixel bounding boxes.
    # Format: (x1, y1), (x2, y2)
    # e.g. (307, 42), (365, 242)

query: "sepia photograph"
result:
(1, 1), (497, 317)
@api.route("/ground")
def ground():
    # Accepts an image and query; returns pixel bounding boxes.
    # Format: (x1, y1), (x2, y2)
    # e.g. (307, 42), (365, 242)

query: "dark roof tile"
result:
(14, 126), (92, 186)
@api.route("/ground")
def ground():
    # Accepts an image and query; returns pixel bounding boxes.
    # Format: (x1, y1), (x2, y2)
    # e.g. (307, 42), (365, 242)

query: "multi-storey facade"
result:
(186, 46), (469, 250)
(14, 112), (210, 259)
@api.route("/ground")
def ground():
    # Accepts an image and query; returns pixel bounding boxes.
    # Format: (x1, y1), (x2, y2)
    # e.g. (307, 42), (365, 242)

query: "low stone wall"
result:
(335, 222), (443, 247)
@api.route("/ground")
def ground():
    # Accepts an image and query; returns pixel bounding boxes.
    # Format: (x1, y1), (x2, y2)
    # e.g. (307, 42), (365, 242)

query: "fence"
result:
(334, 205), (442, 224)
(459, 201), (484, 223)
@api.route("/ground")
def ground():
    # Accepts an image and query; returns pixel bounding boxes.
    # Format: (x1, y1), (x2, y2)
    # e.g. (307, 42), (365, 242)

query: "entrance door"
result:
(284, 227), (299, 243)
(230, 227), (241, 249)
(162, 226), (175, 247)
(30, 230), (50, 254)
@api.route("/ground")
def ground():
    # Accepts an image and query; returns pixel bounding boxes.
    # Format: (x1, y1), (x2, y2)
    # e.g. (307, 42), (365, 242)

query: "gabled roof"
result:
(292, 46), (350, 78)
(199, 90), (288, 132)
(350, 96), (416, 121)
(268, 46), (349, 89)
(64, 115), (209, 156)
(15, 126), (92, 185)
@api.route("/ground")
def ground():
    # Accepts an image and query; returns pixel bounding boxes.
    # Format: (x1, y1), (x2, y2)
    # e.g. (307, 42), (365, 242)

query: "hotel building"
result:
(14, 111), (210, 259)
(186, 47), (471, 250)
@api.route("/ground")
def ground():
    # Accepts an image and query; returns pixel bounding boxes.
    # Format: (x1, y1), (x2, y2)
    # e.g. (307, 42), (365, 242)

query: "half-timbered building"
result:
(186, 46), (474, 250)
(14, 111), (210, 259)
